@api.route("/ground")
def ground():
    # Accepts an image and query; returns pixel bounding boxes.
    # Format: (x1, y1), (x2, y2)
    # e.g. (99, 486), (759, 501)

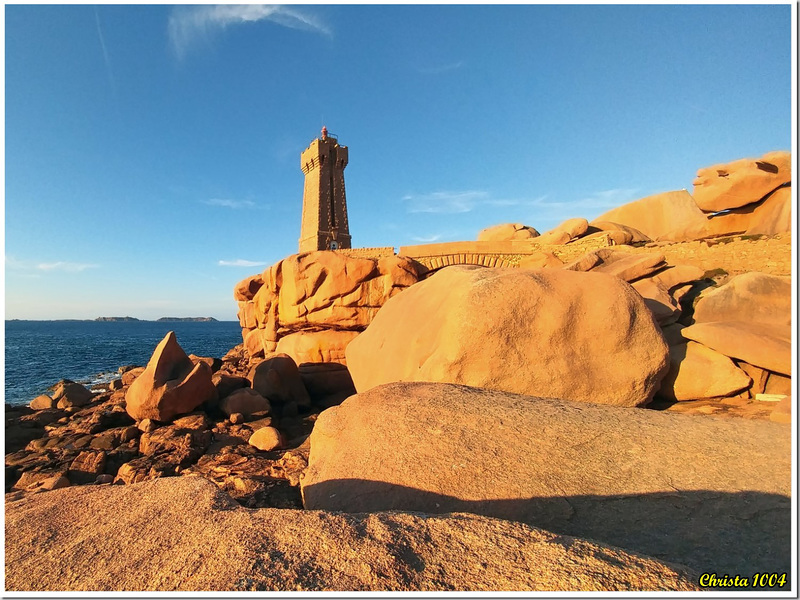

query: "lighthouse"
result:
(298, 127), (352, 253)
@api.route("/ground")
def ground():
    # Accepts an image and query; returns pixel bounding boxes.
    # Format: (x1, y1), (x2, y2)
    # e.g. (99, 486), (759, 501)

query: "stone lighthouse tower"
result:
(299, 127), (351, 253)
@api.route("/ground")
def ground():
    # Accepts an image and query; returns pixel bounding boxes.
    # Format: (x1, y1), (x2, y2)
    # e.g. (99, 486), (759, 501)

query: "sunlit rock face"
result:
(692, 151), (791, 212)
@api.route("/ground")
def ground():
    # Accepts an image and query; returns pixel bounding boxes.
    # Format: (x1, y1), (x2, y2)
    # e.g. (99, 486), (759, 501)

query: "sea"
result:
(4, 320), (243, 407)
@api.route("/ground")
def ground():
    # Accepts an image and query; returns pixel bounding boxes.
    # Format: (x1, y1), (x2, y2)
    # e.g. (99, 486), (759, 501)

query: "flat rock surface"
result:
(302, 382), (791, 578)
(4, 475), (699, 592)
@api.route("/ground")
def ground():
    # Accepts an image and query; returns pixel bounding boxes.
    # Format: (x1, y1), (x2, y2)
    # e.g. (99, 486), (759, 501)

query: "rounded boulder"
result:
(346, 266), (669, 407)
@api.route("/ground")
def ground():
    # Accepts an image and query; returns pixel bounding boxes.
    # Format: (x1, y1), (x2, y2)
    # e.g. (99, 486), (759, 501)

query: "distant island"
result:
(95, 317), (141, 322)
(92, 316), (218, 322)
(156, 317), (218, 322)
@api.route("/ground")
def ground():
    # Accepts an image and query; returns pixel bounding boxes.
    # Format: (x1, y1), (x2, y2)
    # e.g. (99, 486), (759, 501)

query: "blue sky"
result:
(4, 3), (794, 320)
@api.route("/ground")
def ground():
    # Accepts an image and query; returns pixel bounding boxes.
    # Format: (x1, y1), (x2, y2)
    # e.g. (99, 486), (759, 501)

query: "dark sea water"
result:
(4, 320), (242, 406)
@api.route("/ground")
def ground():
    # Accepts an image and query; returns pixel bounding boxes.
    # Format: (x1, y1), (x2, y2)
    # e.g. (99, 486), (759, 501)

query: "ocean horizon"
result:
(4, 320), (242, 406)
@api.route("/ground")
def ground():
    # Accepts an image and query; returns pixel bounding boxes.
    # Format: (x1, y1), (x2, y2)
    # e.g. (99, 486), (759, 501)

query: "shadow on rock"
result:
(302, 478), (790, 588)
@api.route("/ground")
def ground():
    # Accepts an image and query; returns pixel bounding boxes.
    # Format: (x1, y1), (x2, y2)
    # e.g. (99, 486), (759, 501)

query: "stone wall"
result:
(647, 234), (791, 277)
(335, 247), (396, 259)
(399, 234), (619, 271)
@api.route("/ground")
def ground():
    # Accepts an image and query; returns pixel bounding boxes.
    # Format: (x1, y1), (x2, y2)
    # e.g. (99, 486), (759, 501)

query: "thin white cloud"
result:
(94, 6), (115, 92)
(417, 61), (464, 75)
(402, 190), (488, 214)
(36, 261), (99, 272)
(169, 5), (332, 59)
(410, 234), (443, 243)
(7, 256), (99, 273)
(218, 259), (268, 267)
(401, 191), (552, 214)
(531, 188), (642, 212)
(202, 198), (257, 209)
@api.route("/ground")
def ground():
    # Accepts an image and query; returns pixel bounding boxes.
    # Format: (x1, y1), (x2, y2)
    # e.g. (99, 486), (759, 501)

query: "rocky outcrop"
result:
(588, 220), (651, 243)
(4, 475), (699, 592)
(682, 321), (791, 375)
(125, 332), (218, 422)
(302, 382), (791, 578)
(682, 272), (792, 377)
(745, 185), (792, 236)
(235, 252), (421, 363)
(477, 222), (539, 241)
(347, 266), (669, 407)
(275, 330), (359, 365)
(536, 217), (589, 245)
(692, 272), (791, 327)
(589, 151), (792, 241)
(591, 190), (708, 241)
(693, 151), (791, 212)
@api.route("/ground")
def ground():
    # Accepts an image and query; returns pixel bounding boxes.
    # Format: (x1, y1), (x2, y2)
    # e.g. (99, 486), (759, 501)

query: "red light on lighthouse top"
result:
(321, 126), (328, 140)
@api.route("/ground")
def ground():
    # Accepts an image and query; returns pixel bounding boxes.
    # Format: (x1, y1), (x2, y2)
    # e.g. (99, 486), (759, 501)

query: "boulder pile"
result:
(234, 251), (420, 365)
(6, 332), (315, 510)
(480, 152), (790, 244)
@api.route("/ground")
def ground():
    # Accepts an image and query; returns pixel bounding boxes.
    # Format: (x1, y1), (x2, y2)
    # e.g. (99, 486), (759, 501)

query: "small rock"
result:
(229, 413), (245, 425)
(39, 475), (71, 492)
(249, 427), (282, 451)
(120, 426), (140, 443)
(121, 367), (145, 386)
(68, 451), (107, 485)
(29, 395), (56, 411)
(220, 388), (271, 418)
(95, 474), (114, 484)
(212, 373), (250, 400)
(52, 381), (94, 408)
(138, 419), (159, 433)
(108, 379), (124, 391)
(756, 394), (787, 403)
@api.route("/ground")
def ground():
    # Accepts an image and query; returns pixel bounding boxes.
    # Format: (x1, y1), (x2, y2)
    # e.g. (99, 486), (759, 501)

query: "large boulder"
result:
(4, 476), (698, 592)
(692, 272), (791, 327)
(238, 252), (421, 360)
(219, 388), (271, 418)
(746, 185), (792, 235)
(590, 190), (708, 242)
(588, 221), (651, 243)
(347, 266), (669, 407)
(252, 252), (420, 334)
(52, 381), (94, 409)
(275, 330), (359, 366)
(536, 217), (589, 245)
(682, 321), (791, 375)
(565, 249), (666, 282)
(657, 341), (752, 401)
(477, 223), (539, 241)
(302, 382), (791, 578)
(685, 272), (792, 375)
(248, 354), (311, 408)
(125, 332), (218, 422)
(298, 362), (357, 407)
(692, 151), (791, 212)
